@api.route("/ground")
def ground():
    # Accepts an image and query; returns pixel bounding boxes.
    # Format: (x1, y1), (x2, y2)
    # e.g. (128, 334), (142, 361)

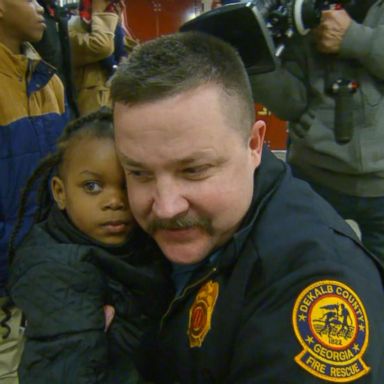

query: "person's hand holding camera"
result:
(314, 9), (352, 54)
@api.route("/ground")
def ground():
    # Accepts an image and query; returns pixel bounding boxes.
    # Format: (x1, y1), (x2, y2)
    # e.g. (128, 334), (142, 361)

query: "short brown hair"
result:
(111, 31), (255, 136)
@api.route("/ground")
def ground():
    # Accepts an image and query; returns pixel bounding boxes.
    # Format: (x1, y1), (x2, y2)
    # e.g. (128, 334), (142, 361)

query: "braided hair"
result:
(8, 107), (114, 265)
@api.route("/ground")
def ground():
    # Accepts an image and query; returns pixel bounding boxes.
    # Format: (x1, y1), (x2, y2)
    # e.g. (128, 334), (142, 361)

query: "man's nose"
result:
(152, 179), (189, 219)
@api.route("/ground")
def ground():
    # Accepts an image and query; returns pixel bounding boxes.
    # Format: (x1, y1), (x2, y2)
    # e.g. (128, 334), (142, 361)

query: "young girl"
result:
(8, 109), (172, 384)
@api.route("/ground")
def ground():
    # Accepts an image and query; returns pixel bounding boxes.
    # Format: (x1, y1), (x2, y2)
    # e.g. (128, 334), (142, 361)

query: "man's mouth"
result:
(148, 216), (214, 236)
(155, 226), (203, 242)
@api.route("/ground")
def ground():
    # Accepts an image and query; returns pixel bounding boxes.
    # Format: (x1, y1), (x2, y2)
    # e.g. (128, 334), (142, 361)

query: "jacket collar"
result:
(213, 146), (287, 270)
(0, 42), (39, 79)
(47, 205), (136, 257)
(0, 42), (56, 94)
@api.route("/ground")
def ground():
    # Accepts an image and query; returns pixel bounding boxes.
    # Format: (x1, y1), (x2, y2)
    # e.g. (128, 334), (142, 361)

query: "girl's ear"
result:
(51, 176), (66, 210)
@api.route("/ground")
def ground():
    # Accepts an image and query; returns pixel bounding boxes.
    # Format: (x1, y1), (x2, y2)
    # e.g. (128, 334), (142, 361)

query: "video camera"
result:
(181, 0), (357, 144)
(180, 0), (348, 75)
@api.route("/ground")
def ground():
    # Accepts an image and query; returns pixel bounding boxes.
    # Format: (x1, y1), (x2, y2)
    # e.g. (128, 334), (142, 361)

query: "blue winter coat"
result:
(0, 42), (68, 295)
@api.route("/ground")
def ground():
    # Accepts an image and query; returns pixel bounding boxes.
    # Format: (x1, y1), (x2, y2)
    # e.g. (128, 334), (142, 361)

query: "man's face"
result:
(0, 0), (45, 53)
(114, 84), (265, 264)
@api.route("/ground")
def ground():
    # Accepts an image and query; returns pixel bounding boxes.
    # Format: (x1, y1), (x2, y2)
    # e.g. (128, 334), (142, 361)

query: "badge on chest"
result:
(188, 280), (219, 348)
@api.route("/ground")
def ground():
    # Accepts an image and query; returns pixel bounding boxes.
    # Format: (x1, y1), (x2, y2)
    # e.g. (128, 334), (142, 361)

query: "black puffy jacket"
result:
(9, 207), (172, 384)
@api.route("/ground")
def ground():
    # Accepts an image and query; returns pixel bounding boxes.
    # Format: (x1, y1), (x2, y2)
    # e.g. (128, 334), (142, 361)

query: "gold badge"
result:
(188, 280), (219, 348)
(292, 280), (370, 382)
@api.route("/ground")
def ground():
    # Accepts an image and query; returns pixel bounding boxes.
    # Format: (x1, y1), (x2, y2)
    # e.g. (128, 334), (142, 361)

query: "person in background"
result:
(0, 0), (68, 382)
(69, 0), (131, 116)
(111, 31), (384, 383)
(33, 0), (79, 118)
(8, 109), (171, 384)
(249, 0), (384, 263)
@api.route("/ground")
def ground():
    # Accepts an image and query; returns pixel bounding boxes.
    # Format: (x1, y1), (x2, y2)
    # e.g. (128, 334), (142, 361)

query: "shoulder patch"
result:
(292, 280), (370, 382)
(188, 280), (219, 348)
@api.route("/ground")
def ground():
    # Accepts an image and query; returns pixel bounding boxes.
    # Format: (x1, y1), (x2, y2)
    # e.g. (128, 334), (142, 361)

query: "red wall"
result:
(124, 0), (287, 150)
(124, 0), (202, 42)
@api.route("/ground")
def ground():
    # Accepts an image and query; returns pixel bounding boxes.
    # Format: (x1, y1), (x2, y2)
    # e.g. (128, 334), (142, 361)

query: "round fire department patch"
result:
(188, 280), (219, 348)
(292, 280), (370, 382)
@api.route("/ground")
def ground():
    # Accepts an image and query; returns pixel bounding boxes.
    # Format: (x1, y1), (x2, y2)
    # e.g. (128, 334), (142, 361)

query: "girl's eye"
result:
(83, 181), (102, 193)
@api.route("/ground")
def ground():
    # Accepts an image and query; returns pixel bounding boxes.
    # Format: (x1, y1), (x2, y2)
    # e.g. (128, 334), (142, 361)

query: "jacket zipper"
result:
(160, 267), (217, 331)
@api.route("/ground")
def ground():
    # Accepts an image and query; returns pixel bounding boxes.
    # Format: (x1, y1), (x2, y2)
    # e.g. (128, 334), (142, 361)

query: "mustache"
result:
(147, 215), (214, 235)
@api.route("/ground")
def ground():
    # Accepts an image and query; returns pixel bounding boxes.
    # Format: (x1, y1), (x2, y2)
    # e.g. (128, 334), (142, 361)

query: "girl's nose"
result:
(103, 190), (127, 210)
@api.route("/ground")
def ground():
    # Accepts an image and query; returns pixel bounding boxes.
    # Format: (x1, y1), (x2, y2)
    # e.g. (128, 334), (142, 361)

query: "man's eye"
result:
(183, 165), (211, 178)
(83, 181), (102, 193)
(126, 170), (153, 182)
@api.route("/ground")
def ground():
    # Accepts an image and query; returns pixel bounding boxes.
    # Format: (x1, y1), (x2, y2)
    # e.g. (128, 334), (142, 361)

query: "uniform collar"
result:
(212, 146), (287, 270)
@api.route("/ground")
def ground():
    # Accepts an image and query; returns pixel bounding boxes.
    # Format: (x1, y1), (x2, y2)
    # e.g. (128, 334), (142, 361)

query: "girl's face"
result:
(51, 135), (134, 245)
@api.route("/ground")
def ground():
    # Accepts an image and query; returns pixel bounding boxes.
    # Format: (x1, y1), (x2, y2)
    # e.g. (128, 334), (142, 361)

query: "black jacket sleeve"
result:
(10, 245), (109, 384)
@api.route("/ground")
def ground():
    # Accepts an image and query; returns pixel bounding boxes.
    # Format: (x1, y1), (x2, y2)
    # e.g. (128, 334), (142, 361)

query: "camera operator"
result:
(250, 0), (384, 264)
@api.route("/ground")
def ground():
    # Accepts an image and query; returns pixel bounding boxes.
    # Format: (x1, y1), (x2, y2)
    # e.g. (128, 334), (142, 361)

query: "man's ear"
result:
(249, 120), (266, 168)
(51, 176), (66, 210)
